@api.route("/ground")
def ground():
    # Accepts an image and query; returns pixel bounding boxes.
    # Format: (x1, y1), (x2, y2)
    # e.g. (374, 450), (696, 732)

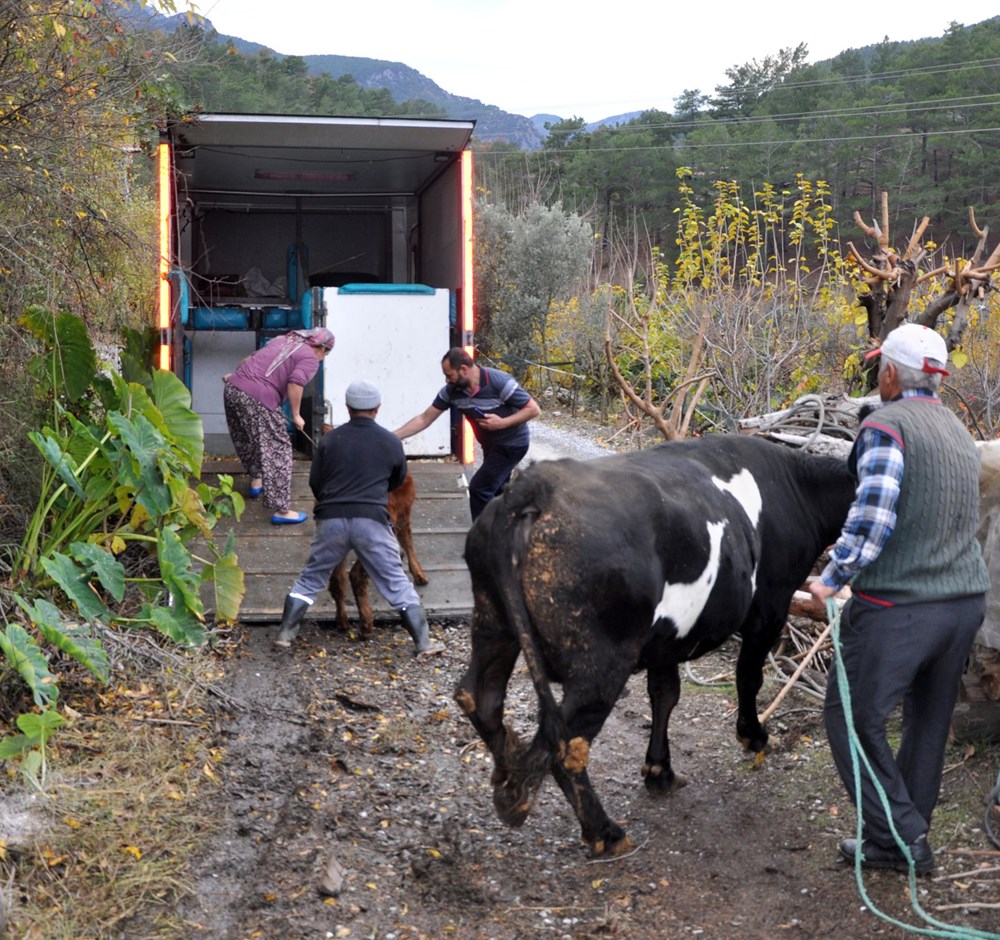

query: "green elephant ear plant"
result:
(0, 307), (245, 787)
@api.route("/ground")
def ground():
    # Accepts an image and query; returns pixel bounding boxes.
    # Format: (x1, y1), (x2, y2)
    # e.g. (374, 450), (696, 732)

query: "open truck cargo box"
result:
(159, 113), (475, 458)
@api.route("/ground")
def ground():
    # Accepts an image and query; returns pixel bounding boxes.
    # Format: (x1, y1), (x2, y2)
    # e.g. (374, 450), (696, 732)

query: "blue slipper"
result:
(249, 484), (263, 499)
(271, 512), (308, 526)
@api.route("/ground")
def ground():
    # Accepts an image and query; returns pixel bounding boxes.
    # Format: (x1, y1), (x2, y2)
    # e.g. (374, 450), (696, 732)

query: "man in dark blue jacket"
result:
(274, 380), (443, 657)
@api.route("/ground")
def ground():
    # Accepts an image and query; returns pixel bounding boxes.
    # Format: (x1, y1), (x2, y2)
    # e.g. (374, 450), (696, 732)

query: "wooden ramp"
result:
(200, 457), (474, 624)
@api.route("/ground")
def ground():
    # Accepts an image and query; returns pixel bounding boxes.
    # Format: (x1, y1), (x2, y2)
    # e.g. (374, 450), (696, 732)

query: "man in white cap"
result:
(810, 322), (989, 874)
(274, 380), (444, 657)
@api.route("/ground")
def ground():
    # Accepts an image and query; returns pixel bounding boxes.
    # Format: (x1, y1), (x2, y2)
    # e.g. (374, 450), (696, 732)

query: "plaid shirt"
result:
(820, 390), (937, 591)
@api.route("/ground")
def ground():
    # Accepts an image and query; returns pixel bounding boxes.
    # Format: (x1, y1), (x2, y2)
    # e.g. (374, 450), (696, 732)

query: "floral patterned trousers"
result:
(223, 383), (293, 512)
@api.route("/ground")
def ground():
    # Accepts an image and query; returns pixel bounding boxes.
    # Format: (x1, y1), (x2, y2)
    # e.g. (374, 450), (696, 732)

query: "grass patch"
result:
(1, 642), (228, 939)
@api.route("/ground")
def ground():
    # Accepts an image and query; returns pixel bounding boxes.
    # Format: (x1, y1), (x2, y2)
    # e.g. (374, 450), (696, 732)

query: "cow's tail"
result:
(490, 498), (571, 782)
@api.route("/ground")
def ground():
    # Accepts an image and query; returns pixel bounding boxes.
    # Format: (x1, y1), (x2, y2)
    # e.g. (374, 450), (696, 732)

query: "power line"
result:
(473, 53), (1000, 149)
(747, 56), (1000, 95)
(622, 94), (1000, 134)
(476, 124), (1000, 159)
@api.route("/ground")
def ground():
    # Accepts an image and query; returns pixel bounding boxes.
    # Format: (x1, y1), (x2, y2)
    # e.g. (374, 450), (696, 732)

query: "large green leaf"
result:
(107, 409), (160, 476)
(157, 526), (205, 618)
(20, 307), (96, 404)
(83, 472), (117, 505)
(118, 326), (158, 386)
(149, 369), (204, 471)
(15, 596), (110, 682)
(0, 623), (59, 707)
(156, 528), (199, 605)
(0, 710), (65, 759)
(61, 408), (106, 453)
(139, 604), (207, 647)
(203, 550), (245, 624)
(28, 431), (85, 500)
(69, 542), (125, 602)
(15, 710), (66, 747)
(40, 552), (112, 623)
(107, 411), (172, 517)
(0, 734), (36, 760)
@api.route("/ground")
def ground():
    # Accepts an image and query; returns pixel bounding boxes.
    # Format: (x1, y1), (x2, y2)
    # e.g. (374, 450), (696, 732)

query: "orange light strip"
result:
(157, 142), (171, 371)
(461, 149), (474, 334)
(460, 149), (475, 464)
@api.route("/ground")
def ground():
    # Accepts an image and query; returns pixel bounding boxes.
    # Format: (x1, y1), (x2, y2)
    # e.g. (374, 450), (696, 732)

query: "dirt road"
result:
(179, 620), (1000, 939)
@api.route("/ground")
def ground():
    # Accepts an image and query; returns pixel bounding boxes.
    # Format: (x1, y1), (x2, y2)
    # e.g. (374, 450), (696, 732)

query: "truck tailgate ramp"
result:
(199, 458), (473, 623)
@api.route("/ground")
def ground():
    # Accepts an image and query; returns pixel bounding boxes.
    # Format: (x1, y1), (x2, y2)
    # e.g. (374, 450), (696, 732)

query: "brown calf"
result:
(327, 472), (429, 639)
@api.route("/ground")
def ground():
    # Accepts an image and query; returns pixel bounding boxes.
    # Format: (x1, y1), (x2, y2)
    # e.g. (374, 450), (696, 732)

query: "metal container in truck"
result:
(156, 113), (476, 460)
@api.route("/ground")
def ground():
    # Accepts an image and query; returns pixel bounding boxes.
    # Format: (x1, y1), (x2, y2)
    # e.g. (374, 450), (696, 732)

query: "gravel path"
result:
(525, 417), (616, 463)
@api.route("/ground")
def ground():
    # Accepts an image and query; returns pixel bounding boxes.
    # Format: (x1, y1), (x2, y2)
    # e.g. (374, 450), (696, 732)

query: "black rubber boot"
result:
(274, 594), (311, 648)
(399, 605), (444, 657)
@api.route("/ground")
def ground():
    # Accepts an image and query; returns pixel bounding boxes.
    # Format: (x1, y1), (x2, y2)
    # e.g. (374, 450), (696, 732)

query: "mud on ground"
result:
(180, 619), (1000, 940)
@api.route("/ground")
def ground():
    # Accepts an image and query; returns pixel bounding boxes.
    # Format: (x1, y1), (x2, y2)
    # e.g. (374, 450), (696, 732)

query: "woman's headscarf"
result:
(298, 327), (335, 350)
(264, 327), (335, 377)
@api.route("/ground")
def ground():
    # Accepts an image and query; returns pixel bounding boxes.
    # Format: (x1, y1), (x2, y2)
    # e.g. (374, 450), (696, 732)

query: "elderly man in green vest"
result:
(810, 323), (989, 875)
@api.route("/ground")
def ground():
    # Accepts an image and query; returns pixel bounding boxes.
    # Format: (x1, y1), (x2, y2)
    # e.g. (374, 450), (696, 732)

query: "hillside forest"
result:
(2, 0), (1000, 523)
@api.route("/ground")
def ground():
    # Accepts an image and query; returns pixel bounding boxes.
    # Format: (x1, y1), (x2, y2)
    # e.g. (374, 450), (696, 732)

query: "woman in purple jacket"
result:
(223, 327), (334, 524)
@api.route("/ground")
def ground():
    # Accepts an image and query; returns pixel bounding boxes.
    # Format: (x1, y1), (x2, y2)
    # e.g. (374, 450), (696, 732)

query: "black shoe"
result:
(838, 835), (935, 874)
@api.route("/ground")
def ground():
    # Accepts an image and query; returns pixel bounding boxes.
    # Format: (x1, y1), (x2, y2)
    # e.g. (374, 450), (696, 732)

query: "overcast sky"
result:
(197, 1), (999, 121)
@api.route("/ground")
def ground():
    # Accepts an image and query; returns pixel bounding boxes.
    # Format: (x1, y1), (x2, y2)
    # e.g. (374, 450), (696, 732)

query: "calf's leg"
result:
(349, 560), (375, 639)
(328, 559), (351, 631)
(326, 556), (375, 639)
(395, 514), (429, 586)
(388, 474), (429, 586)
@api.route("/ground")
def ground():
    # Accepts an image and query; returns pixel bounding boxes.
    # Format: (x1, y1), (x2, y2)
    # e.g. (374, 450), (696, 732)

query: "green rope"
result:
(827, 597), (1000, 939)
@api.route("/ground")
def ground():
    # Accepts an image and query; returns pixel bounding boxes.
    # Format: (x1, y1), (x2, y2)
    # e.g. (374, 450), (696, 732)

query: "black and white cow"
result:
(455, 433), (856, 856)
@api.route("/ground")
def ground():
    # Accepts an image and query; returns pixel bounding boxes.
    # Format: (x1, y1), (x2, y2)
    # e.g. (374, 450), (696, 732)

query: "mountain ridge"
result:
(130, 5), (640, 149)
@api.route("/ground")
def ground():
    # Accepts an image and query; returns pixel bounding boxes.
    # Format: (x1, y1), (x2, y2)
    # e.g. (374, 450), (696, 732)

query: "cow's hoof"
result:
(738, 734), (769, 754)
(589, 834), (633, 858)
(494, 793), (532, 828)
(413, 573), (430, 586)
(737, 721), (769, 753)
(642, 765), (687, 794)
(454, 688), (476, 715)
(494, 775), (534, 827)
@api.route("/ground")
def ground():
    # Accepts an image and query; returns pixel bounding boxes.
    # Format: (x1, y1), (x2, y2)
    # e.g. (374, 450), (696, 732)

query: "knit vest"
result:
(850, 398), (989, 604)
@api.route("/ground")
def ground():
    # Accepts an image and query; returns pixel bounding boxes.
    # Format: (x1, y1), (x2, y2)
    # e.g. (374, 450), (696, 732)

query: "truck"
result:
(157, 112), (476, 461)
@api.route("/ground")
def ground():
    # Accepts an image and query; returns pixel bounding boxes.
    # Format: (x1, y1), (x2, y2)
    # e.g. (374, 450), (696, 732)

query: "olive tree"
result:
(475, 200), (593, 379)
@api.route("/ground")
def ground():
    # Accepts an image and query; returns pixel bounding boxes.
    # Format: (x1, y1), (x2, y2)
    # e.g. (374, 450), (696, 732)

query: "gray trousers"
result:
(824, 593), (985, 846)
(289, 516), (420, 610)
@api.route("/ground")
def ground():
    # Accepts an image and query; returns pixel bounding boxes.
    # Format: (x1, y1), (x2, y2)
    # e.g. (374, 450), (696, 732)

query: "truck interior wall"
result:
(189, 331), (256, 454)
(196, 210), (297, 291)
(190, 204), (418, 290)
(299, 209), (394, 284)
(418, 165), (462, 288)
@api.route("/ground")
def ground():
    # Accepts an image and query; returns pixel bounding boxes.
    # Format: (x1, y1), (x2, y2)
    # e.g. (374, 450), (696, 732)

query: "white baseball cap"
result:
(865, 323), (949, 376)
